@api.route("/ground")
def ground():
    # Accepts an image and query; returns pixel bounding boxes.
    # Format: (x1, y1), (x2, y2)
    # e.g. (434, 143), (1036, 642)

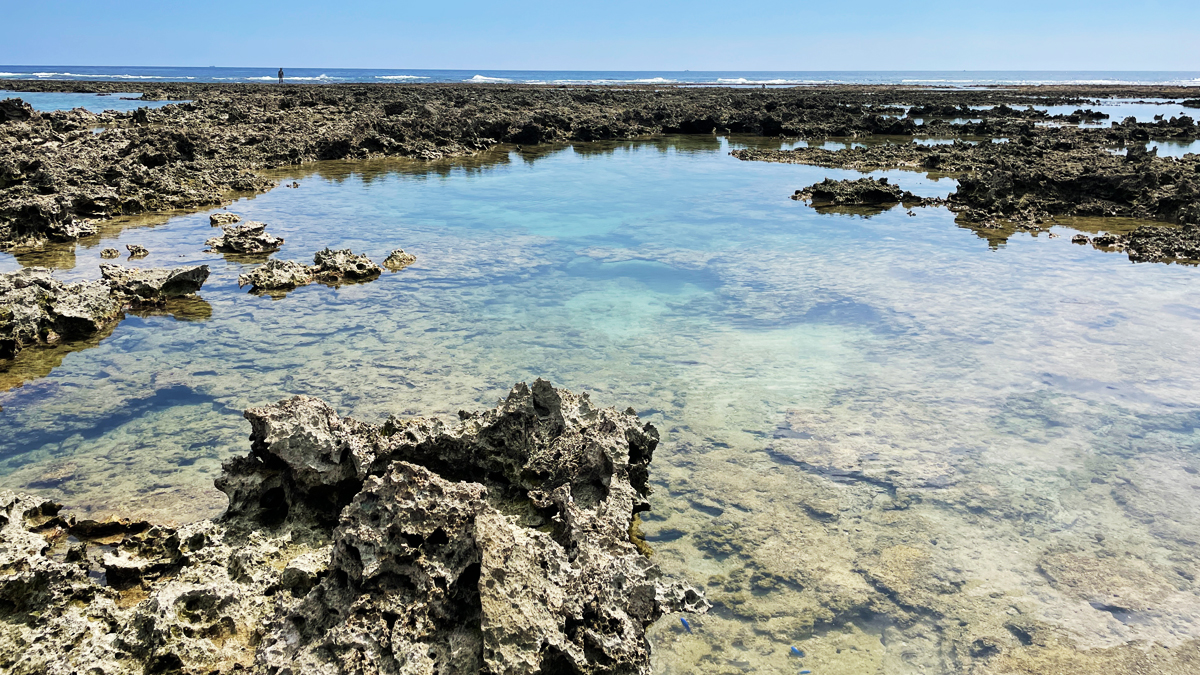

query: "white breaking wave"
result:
(715, 78), (810, 85)
(375, 75), (429, 80)
(247, 74), (341, 81)
(465, 75), (512, 83)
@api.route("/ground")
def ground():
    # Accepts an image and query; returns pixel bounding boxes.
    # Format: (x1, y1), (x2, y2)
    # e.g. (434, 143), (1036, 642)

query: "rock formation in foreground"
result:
(238, 247), (383, 295)
(0, 380), (708, 675)
(0, 263), (209, 361)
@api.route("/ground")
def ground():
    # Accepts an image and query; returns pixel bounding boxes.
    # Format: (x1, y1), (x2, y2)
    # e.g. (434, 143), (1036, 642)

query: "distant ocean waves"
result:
(2, 68), (1199, 87)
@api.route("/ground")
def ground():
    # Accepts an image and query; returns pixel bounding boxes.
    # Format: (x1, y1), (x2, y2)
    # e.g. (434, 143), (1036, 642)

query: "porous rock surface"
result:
(204, 220), (284, 254)
(238, 247), (382, 293)
(209, 211), (241, 227)
(0, 380), (706, 674)
(383, 248), (417, 270)
(0, 264), (209, 360)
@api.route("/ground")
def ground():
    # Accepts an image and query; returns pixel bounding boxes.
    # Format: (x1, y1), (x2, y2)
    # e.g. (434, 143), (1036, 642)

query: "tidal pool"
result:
(2, 136), (1199, 673)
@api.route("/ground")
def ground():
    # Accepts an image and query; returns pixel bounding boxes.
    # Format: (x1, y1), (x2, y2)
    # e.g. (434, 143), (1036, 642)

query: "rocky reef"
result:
(0, 380), (706, 674)
(4, 81), (1199, 251)
(238, 248), (383, 295)
(0, 264), (209, 362)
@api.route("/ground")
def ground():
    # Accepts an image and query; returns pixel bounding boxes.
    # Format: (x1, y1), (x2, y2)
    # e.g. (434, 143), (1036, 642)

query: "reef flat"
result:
(0, 381), (707, 674)
(2, 82), (1198, 257)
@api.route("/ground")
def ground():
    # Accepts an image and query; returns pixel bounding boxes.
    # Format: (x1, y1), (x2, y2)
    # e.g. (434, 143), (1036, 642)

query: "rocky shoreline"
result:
(2, 82), (1198, 256)
(0, 380), (707, 674)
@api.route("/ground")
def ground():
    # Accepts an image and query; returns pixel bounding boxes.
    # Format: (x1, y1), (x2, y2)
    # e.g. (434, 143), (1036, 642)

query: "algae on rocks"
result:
(0, 380), (707, 675)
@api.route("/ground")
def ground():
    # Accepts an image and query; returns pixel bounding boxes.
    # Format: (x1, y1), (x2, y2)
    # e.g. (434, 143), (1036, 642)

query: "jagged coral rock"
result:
(0, 381), (706, 674)
(204, 221), (283, 254)
(383, 248), (417, 270)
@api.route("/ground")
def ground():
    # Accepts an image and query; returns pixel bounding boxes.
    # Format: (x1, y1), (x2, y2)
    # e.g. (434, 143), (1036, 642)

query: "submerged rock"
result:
(383, 248), (417, 270)
(238, 248), (381, 295)
(0, 264), (209, 361)
(0, 381), (706, 674)
(204, 221), (284, 254)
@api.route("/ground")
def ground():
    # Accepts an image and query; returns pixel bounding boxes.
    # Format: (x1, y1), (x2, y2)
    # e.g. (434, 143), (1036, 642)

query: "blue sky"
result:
(2, 1), (1197, 70)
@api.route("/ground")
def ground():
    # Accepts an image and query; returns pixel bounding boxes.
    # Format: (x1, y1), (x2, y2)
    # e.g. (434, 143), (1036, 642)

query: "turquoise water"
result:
(2, 136), (1200, 673)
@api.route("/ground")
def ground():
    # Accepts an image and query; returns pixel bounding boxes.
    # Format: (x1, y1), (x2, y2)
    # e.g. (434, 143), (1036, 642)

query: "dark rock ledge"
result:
(0, 380), (708, 674)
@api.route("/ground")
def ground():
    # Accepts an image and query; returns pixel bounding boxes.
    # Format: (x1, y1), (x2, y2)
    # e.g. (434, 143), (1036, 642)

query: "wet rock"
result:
(209, 212), (241, 227)
(792, 177), (921, 206)
(125, 243), (148, 258)
(238, 249), (383, 295)
(100, 264), (210, 305)
(1071, 234), (1090, 244)
(382, 248), (417, 270)
(204, 221), (283, 254)
(99, 247), (119, 258)
(237, 258), (314, 292)
(0, 264), (209, 362)
(0, 381), (706, 674)
(312, 247), (382, 282)
(1126, 223), (1200, 263)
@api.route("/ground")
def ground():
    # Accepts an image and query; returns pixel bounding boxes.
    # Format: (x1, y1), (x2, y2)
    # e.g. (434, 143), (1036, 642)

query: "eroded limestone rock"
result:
(0, 264), (209, 361)
(0, 381), (706, 674)
(383, 248), (417, 270)
(237, 248), (381, 295)
(209, 212), (241, 227)
(204, 221), (283, 254)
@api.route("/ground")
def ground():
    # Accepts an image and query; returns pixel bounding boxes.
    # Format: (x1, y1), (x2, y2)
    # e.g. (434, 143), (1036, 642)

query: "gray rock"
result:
(383, 248), (417, 270)
(204, 221), (284, 254)
(237, 249), (382, 295)
(209, 212), (241, 227)
(312, 247), (382, 282)
(237, 258), (314, 292)
(125, 243), (149, 258)
(0, 381), (707, 674)
(100, 264), (210, 305)
(99, 247), (120, 258)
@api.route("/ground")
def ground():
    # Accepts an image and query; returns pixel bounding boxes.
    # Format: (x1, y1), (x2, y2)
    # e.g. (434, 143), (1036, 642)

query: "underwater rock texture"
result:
(0, 381), (706, 674)
(0, 264), (208, 361)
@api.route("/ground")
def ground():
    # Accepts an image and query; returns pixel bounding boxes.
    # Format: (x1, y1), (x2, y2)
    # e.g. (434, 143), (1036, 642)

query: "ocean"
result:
(2, 65), (1200, 87)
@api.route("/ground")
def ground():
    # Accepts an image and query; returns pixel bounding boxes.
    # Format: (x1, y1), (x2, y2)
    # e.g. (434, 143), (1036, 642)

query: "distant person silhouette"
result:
(278, 68), (284, 84)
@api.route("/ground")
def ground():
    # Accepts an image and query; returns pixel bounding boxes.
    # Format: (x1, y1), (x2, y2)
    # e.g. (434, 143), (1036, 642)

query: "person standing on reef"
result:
(278, 68), (284, 84)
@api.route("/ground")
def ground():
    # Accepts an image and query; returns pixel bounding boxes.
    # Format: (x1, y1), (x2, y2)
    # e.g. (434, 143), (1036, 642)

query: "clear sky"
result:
(2, 1), (1197, 71)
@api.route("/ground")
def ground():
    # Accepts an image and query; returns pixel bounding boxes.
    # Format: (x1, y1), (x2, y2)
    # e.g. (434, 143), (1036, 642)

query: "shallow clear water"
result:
(2, 136), (1200, 673)
(0, 89), (182, 113)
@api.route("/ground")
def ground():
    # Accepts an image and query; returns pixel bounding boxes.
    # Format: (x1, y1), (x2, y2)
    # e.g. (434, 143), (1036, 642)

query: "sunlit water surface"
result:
(2, 136), (1199, 674)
